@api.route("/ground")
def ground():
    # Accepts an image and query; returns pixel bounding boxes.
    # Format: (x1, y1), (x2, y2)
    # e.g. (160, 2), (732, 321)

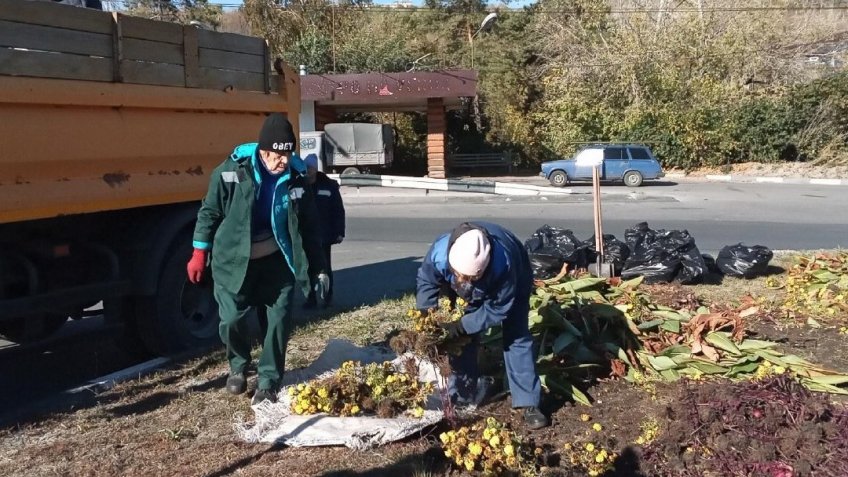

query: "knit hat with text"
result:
(258, 113), (296, 153)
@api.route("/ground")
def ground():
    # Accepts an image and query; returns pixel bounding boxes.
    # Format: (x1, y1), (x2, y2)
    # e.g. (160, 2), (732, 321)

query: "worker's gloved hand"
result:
(186, 249), (208, 284)
(335, 235), (344, 244)
(440, 320), (466, 339)
(315, 273), (331, 301)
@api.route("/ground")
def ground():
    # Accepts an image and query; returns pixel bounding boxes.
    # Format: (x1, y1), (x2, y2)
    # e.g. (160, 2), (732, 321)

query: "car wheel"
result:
(624, 171), (643, 187)
(341, 167), (361, 176)
(549, 170), (568, 187)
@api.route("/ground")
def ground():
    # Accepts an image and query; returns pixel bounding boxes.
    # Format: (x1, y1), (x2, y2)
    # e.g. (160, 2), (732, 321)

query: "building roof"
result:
(300, 70), (478, 112)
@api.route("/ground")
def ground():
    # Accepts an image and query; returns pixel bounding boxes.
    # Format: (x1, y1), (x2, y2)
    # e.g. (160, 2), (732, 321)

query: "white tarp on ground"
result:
(235, 340), (486, 450)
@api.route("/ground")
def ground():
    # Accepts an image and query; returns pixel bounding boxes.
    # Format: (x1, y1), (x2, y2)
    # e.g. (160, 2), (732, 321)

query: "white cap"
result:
(448, 229), (491, 277)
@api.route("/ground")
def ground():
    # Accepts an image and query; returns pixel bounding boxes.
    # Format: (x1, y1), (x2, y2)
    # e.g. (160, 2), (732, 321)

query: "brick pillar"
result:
(426, 98), (446, 179)
(315, 105), (337, 130)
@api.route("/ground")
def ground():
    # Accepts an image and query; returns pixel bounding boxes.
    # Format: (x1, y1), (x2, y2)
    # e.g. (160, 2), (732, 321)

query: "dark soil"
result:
(640, 376), (848, 477)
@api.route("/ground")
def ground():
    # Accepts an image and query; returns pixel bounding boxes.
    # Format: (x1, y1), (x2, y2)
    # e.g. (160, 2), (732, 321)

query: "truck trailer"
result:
(0, 0), (300, 354)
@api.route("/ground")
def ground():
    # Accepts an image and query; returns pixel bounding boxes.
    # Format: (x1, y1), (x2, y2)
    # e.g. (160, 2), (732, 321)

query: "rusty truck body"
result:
(0, 0), (299, 353)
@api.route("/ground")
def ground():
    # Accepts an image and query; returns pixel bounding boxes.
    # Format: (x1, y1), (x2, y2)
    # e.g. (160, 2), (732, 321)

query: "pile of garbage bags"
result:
(524, 223), (773, 283)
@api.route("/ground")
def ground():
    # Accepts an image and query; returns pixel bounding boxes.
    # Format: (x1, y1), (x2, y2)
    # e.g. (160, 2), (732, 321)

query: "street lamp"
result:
(470, 12), (497, 69)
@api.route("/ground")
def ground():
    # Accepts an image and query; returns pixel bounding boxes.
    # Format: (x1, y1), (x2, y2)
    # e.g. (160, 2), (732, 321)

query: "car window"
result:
(628, 147), (651, 160)
(603, 147), (626, 160)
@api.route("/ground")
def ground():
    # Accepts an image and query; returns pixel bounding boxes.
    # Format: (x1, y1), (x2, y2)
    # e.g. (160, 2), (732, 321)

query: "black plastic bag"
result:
(525, 225), (589, 278)
(621, 222), (707, 284)
(702, 254), (720, 274)
(528, 252), (565, 280)
(716, 244), (773, 278)
(585, 234), (631, 274)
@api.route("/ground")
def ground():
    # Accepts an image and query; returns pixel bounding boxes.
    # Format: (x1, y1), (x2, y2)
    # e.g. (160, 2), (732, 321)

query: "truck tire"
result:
(623, 171), (643, 187)
(341, 167), (361, 175)
(0, 314), (67, 344)
(549, 170), (568, 187)
(134, 236), (220, 355)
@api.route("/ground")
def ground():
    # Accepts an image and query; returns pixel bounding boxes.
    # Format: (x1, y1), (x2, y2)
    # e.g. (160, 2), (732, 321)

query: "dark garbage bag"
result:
(525, 225), (589, 278)
(716, 244), (774, 278)
(702, 254), (720, 274)
(621, 222), (707, 284)
(585, 234), (631, 275)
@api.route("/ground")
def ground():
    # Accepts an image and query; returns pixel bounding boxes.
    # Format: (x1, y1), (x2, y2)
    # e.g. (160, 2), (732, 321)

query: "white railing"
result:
(327, 174), (572, 196)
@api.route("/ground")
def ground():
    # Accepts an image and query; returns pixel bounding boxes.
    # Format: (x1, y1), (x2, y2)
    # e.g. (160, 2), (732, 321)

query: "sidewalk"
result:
(465, 173), (847, 187)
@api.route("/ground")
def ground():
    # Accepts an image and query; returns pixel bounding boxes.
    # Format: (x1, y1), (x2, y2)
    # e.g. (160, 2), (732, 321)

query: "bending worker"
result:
(416, 221), (549, 429)
(187, 113), (328, 405)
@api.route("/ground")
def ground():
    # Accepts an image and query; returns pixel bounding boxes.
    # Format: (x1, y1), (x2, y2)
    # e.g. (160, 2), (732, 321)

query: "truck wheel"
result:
(134, 237), (220, 355)
(549, 170), (568, 187)
(623, 171), (643, 187)
(341, 167), (360, 176)
(0, 314), (67, 344)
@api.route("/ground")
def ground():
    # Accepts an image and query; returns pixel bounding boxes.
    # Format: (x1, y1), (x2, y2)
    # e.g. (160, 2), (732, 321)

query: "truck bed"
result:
(0, 0), (299, 224)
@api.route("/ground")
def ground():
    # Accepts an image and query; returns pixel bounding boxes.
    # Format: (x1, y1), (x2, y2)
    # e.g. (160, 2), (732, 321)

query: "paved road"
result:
(329, 180), (848, 308)
(1, 180), (845, 419)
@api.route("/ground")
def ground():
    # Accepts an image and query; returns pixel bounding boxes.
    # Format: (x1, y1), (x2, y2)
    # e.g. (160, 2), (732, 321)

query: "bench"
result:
(449, 153), (513, 174)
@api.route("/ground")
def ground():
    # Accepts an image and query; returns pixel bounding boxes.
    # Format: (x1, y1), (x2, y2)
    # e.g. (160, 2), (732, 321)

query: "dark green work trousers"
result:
(214, 251), (294, 390)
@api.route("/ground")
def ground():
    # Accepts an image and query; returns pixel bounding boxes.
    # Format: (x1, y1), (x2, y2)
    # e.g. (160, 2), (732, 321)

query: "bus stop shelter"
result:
(300, 70), (478, 179)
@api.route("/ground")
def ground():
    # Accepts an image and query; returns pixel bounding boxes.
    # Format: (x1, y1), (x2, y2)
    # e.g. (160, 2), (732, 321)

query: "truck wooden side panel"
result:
(0, 1), (301, 225)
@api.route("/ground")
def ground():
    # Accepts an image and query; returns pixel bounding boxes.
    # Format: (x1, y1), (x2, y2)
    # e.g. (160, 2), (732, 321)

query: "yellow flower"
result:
(580, 414), (591, 422)
(439, 432), (450, 444)
(592, 423), (603, 432)
(489, 435), (501, 447)
(469, 443), (483, 456)
(595, 450), (608, 463)
(386, 375), (396, 384)
(464, 458), (475, 471)
(296, 383), (305, 391)
(773, 366), (787, 374)
(350, 405), (360, 415)
(563, 443), (572, 450)
(317, 388), (329, 398)
(444, 450), (452, 458)
(503, 444), (515, 457)
(585, 443), (595, 452)
(412, 407), (424, 418)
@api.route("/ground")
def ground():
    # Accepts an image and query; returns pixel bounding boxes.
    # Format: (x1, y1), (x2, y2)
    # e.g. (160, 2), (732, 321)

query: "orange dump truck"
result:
(0, 0), (300, 353)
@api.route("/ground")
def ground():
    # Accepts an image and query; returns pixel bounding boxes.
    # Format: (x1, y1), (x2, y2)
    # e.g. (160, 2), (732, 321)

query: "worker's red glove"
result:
(186, 249), (208, 284)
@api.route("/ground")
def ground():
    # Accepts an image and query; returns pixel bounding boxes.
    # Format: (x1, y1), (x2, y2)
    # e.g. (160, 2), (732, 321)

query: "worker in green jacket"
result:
(186, 113), (328, 405)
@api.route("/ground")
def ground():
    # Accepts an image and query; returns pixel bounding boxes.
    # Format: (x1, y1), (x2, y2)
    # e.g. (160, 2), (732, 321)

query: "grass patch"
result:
(0, 259), (845, 477)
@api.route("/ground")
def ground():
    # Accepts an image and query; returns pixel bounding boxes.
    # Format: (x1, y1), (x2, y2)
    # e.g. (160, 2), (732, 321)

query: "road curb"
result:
(0, 347), (212, 428)
(329, 174), (574, 196)
(668, 173), (846, 186)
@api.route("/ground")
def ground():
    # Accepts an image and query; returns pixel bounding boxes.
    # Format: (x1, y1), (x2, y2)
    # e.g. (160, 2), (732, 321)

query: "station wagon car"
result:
(540, 144), (664, 187)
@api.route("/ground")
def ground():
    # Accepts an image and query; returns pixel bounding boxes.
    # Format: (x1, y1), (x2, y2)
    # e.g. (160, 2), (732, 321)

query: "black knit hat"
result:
(258, 113), (296, 153)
